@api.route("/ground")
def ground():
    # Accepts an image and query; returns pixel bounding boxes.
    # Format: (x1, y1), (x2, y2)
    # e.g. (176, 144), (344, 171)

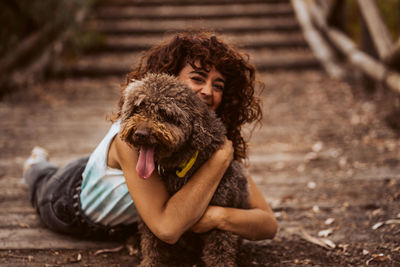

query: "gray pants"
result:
(25, 156), (137, 240)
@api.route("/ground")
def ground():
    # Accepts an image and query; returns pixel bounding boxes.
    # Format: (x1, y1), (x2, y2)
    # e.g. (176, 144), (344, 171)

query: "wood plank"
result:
(99, 0), (288, 7)
(0, 228), (120, 249)
(96, 3), (293, 20)
(357, 0), (393, 59)
(0, 214), (41, 228)
(0, 200), (36, 214)
(93, 17), (298, 32)
(385, 38), (400, 67)
(308, 1), (400, 94)
(291, 0), (344, 78)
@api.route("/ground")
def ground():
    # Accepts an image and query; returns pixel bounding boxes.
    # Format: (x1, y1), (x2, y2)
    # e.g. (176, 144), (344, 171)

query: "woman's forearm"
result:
(118, 136), (233, 244)
(214, 206), (278, 240)
(160, 154), (231, 242)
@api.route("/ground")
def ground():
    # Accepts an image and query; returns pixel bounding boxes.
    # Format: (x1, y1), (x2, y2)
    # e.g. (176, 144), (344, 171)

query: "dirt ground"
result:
(1, 70), (400, 266)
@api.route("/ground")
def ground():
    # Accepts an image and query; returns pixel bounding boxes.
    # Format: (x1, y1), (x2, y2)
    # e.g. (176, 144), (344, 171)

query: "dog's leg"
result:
(139, 222), (189, 267)
(201, 229), (238, 267)
(138, 223), (172, 267)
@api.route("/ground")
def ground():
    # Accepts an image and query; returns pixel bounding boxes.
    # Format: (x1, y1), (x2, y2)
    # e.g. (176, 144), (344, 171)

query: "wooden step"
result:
(98, 0), (289, 7)
(89, 17), (300, 35)
(90, 32), (308, 53)
(54, 48), (319, 78)
(94, 3), (294, 20)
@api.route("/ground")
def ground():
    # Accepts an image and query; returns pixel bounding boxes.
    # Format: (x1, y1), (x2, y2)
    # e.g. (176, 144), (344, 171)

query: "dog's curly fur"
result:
(120, 73), (249, 267)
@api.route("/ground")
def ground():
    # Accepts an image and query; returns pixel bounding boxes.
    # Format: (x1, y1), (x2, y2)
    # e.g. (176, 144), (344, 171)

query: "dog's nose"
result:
(134, 128), (149, 140)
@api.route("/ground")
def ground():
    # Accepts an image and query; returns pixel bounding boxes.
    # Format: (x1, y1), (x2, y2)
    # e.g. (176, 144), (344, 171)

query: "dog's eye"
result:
(161, 109), (182, 126)
(163, 112), (175, 123)
(130, 105), (139, 114)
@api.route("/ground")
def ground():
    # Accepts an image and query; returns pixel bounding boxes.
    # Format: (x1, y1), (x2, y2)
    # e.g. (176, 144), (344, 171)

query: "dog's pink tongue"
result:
(136, 147), (155, 179)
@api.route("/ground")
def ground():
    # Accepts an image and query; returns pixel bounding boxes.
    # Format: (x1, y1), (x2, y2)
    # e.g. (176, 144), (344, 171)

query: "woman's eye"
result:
(214, 84), (224, 91)
(191, 76), (204, 83)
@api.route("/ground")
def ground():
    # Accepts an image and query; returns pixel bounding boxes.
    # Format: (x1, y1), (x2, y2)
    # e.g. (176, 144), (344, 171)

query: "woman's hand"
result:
(191, 206), (222, 233)
(193, 176), (278, 240)
(212, 137), (234, 166)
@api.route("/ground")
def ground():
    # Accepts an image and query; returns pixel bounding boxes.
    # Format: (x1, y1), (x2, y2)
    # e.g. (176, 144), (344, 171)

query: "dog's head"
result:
(120, 73), (224, 179)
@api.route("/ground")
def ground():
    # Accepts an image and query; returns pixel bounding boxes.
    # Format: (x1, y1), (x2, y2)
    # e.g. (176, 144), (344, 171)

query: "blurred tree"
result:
(346, 0), (399, 44)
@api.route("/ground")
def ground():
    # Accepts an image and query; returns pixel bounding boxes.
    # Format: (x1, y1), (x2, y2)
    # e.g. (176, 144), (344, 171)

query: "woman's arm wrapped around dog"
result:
(191, 176), (278, 240)
(115, 135), (234, 244)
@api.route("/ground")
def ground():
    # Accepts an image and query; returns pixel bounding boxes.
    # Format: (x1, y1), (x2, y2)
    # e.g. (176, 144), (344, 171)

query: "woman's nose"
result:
(199, 83), (212, 96)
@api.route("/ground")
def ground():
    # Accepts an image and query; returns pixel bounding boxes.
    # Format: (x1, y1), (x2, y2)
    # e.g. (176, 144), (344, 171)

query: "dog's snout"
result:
(134, 128), (149, 140)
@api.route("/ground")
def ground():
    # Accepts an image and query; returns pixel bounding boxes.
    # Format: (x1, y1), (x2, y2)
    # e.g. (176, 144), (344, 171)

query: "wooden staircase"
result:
(58, 0), (321, 77)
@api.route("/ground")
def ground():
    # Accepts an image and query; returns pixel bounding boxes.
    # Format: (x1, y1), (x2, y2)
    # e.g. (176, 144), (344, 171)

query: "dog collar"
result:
(176, 150), (199, 178)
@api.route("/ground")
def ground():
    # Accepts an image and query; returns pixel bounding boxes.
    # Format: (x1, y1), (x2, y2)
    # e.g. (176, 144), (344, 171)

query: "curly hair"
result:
(112, 30), (263, 161)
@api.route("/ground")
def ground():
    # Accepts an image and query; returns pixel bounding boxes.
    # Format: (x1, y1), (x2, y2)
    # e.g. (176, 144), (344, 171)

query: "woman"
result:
(23, 30), (277, 244)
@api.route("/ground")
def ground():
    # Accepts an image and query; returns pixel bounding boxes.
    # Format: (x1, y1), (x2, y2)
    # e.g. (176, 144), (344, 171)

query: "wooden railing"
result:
(0, 1), (92, 93)
(292, 0), (400, 94)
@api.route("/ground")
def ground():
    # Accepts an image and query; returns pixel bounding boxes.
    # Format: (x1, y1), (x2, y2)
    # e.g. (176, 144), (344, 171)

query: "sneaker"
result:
(23, 146), (49, 177)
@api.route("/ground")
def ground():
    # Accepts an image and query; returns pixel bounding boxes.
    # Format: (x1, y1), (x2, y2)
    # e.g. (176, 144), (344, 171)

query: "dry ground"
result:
(0, 70), (399, 266)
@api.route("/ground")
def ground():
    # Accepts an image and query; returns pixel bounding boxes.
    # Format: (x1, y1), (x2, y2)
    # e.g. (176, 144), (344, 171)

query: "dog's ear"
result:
(119, 117), (136, 146)
(121, 79), (147, 121)
(124, 79), (147, 105)
(124, 79), (143, 96)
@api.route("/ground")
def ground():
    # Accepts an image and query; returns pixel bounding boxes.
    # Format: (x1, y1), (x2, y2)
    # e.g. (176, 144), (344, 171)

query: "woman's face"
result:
(178, 62), (225, 111)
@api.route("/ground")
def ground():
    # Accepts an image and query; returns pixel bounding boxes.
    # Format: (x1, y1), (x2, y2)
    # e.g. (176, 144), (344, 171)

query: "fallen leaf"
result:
(69, 253), (82, 263)
(318, 228), (333, 237)
(324, 218), (335, 225)
(366, 253), (389, 265)
(372, 208), (383, 216)
(312, 205), (320, 213)
(323, 239), (336, 249)
(307, 181), (316, 189)
(94, 245), (124, 256)
(372, 219), (400, 230)
(312, 142), (323, 152)
(372, 222), (384, 230)
(385, 219), (400, 225)
(298, 229), (336, 250)
(338, 244), (349, 252)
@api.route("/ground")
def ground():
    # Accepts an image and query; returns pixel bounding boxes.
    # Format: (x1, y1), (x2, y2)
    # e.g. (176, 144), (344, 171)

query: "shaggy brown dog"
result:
(120, 73), (249, 267)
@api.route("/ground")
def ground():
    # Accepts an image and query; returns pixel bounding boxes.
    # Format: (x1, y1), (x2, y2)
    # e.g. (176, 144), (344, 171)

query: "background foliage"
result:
(346, 0), (399, 44)
(0, 0), (104, 97)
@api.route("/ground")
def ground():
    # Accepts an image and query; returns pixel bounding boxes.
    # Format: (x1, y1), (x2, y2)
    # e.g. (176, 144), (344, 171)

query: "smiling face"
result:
(178, 62), (225, 111)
